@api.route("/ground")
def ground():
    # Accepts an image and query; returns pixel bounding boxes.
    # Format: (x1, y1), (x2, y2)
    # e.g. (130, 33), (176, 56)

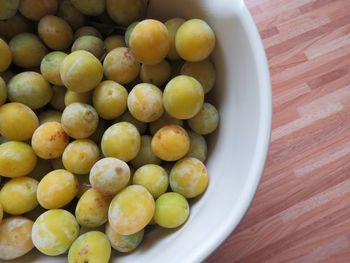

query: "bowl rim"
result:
(195, 1), (272, 261)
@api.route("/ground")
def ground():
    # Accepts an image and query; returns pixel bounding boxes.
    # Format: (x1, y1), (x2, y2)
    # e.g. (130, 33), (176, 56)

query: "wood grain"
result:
(206, 0), (350, 262)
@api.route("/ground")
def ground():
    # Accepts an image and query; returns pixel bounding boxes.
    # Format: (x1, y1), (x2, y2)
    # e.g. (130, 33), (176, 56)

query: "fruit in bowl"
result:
(0, 0), (271, 262)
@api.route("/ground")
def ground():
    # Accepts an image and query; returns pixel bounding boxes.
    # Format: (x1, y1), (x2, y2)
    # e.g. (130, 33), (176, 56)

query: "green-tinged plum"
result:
(62, 139), (100, 175)
(124, 21), (138, 46)
(32, 209), (79, 256)
(132, 164), (168, 198)
(175, 19), (216, 62)
(68, 231), (111, 263)
(72, 35), (105, 59)
(61, 102), (99, 139)
(104, 35), (126, 52)
(181, 59), (216, 94)
(93, 80), (128, 120)
(140, 60), (171, 86)
(8, 72), (52, 109)
(153, 192), (189, 228)
(170, 157), (208, 198)
(188, 103), (219, 135)
(0, 177), (38, 215)
(40, 51), (67, 86)
(163, 75), (204, 119)
(0, 102), (38, 141)
(186, 131), (207, 162)
(75, 188), (109, 228)
(108, 185), (155, 235)
(64, 90), (92, 106)
(9, 33), (48, 68)
(165, 18), (185, 60)
(36, 169), (78, 209)
(130, 135), (161, 169)
(101, 122), (141, 162)
(0, 141), (37, 178)
(60, 50), (103, 93)
(106, 223), (143, 253)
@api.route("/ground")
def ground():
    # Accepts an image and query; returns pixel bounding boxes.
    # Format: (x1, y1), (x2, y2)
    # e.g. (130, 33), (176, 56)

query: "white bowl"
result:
(19, 0), (271, 262)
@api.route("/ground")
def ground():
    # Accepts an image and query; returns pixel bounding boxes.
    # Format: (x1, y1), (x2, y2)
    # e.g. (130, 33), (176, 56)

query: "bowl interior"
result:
(15, 0), (271, 262)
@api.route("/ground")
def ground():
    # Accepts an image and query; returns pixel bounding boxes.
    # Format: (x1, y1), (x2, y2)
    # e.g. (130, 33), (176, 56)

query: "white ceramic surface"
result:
(18, 0), (271, 262)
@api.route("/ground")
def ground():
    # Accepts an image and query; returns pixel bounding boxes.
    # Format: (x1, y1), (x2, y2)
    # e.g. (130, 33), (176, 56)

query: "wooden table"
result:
(207, 0), (350, 262)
